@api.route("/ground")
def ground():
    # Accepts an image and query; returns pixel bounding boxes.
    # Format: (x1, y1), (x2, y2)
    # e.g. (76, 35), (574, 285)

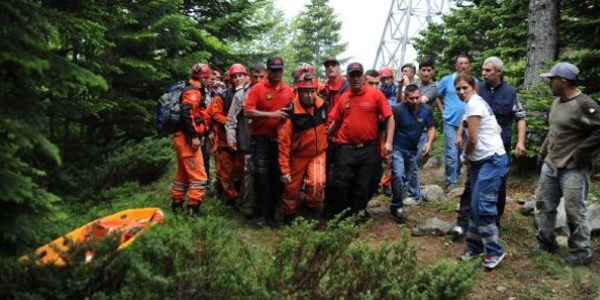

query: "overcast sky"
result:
(275, 0), (417, 70)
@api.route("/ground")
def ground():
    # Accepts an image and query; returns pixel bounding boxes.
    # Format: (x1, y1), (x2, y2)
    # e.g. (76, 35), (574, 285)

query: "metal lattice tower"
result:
(373, 0), (450, 70)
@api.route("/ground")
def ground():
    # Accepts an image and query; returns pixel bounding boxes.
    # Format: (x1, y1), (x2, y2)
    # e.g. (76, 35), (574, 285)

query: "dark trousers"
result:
(202, 142), (211, 181)
(329, 143), (380, 218)
(251, 136), (283, 220)
(456, 166), (508, 230)
(323, 141), (338, 218)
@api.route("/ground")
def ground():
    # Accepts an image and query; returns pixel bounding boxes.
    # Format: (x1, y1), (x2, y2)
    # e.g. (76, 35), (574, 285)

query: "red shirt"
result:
(331, 86), (392, 144)
(244, 79), (294, 138)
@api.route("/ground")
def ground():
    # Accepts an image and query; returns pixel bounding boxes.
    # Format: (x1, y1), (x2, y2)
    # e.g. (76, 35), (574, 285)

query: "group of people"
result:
(168, 54), (599, 269)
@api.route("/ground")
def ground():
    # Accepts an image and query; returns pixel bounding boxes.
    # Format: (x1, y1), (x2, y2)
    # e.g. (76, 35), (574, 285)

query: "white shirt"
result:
(463, 94), (506, 161)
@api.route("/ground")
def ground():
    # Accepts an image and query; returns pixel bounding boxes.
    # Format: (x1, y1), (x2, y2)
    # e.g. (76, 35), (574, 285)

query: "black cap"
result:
(323, 56), (340, 66)
(346, 62), (364, 75)
(266, 56), (284, 70)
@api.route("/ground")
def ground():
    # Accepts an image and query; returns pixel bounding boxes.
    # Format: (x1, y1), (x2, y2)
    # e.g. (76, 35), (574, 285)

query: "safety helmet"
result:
(295, 63), (318, 89)
(190, 63), (211, 79)
(379, 66), (394, 78)
(228, 63), (247, 76)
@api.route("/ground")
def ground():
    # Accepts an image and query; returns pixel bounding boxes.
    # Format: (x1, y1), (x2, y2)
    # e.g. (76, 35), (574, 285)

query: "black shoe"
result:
(390, 207), (407, 222)
(266, 217), (278, 228)
(283, 214), (296, 226)
(308, 207), (323, 220)
(188, 204), (202, 217)
(562, 255), (592, 267)
(171, 202), (184, 213)
(253, 217), (266, 229)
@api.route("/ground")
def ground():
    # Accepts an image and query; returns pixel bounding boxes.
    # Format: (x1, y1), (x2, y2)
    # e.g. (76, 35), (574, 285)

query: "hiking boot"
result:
(458, 249), (484, 261)
(482, 252), (506, 269)
(188, 204), (202, 217)
(171, 202), (184, 213)
(390, 207), (407, 222)
(562, 255), (592, 267)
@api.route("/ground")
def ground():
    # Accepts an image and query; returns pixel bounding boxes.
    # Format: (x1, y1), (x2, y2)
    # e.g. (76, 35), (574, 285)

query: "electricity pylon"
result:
(373, 0), (450, 70)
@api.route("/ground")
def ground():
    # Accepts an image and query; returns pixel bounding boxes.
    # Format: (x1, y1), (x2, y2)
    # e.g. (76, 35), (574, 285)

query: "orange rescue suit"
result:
(277, 96), (328, 216)
(171, 79), (209, 207)
(209, 89), (244, 202)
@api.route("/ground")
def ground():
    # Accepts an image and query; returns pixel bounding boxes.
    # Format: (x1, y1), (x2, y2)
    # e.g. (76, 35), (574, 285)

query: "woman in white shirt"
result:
(455, 72), (509, 270)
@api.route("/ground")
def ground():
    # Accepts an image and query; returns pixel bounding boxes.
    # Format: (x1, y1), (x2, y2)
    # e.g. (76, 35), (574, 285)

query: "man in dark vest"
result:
(451, 56), (527, 238)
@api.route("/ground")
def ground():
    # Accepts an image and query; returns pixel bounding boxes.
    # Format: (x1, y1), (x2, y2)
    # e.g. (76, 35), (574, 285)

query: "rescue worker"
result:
(170, 63), (211, 216)
(377, 66), (398, 196)
(225, 63), (267, 217)
(244, 56), (294, 228)
(318, 56), (349, 219)
(327, 62), (394, 219)
(209, 63), (247, 205)
(277, 67), (328, 224)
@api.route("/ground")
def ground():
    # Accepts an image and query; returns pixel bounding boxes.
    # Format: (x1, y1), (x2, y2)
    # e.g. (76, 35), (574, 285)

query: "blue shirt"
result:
(392, 103), (435, 152)
(380, 84), (398, 107)
(438, 73), (477, 126)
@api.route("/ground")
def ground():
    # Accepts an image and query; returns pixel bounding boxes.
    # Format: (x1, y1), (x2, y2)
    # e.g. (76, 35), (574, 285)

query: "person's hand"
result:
(422, 143), (432, 156)
(460, 153), (469, 166)
(191, 137), (201, 152)
(514, 142), (526, 157)
(455, 135), (463, 151)
(281, 173), (291, 184)
(271, 108), (289, 119)
(383, 141), (393, 158)
(228, 141), (237, 151)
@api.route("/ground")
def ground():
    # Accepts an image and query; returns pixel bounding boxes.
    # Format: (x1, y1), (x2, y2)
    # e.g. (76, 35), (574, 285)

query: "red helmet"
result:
(190, 63), (211, 79)
(379, 66), (394, 78)
(228, 63), (247, 76)
(295, 63), (318, 89)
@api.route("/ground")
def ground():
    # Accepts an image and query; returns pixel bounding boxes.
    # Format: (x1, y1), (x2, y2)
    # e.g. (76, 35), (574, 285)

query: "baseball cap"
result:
(323, 56), (340, 66)
(346, 62), (364, 75)
(540, 62), (579, 81)
(266, 57), (285, 70)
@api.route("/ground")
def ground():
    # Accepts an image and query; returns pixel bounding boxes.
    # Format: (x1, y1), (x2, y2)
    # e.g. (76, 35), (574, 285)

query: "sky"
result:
(275, 0), (417, 70)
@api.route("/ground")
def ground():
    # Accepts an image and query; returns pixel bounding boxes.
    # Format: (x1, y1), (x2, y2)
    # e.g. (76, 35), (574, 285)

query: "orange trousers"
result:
(171, 133), (207, 206)
(215, 148), (244, 201)
(283, 152), (326, 216)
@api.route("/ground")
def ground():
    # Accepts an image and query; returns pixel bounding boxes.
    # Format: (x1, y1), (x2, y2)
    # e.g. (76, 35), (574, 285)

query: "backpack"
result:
(157, 81), (190, 135)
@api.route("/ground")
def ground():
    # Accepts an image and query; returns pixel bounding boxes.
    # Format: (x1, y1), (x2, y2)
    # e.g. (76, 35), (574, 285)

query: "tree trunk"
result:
(523, 0), (558, 88)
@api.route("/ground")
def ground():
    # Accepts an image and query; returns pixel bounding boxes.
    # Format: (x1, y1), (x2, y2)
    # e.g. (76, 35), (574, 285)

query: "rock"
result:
(446, 187), (464, 199)
(421, 185), (446, 202)
(556, 236), (568, 247)
(496, 286), (506, 293)
(411, 217), (454, 236)
(423, 156), (441, 169)
(367, 199), (381, 208)
(520, 200), (535, 216)
(509, 297), (516, 300)
(366, 205), (390, 219)
(588, 203), (600, 236)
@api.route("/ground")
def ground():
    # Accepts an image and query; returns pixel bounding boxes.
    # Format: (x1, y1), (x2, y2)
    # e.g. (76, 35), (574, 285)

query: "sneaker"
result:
(390, 207), (407, 222)
(482, 252), (506, 269)
(458, 250), (484, 261)
(403, 197), (420, 206)
(562, 255), (592, 267)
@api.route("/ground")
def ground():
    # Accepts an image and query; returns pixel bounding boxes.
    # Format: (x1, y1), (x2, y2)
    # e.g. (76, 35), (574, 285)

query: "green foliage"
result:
(517, 82), (554, 158)
(1, 216), (478, 299)
(290, 0), (347, 78)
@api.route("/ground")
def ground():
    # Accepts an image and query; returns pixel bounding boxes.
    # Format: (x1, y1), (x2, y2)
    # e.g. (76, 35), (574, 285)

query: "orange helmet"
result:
(190, 63), (211, 79)
(379, 66), (394, 78)
(295, 63), (318, 89)
(228, 63), (247, 75)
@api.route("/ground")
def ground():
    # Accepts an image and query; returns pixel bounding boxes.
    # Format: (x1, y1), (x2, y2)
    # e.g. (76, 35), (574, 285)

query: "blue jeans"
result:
(416, 131), (427, 165)
(535, 163), (591, 259)
(466, 154), (508, 257)
(443, 123), (463, 187)
(390, 148), (420, 209)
